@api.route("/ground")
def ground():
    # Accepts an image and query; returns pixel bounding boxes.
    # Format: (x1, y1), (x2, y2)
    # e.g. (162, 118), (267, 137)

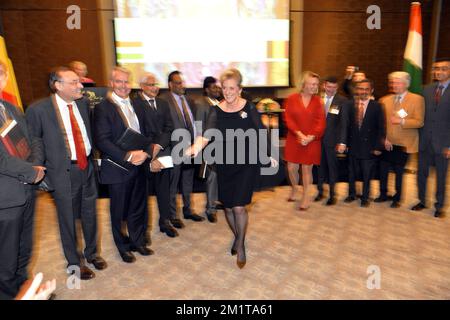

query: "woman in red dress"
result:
(283, 71), (326, 210)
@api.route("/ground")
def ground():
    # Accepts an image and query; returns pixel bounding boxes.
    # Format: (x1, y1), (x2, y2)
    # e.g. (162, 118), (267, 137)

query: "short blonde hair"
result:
(298, 71), (320, 91)
(388, 71), (411, 88)
(219, 68), (243, 87)
(110, 66), (131, 80)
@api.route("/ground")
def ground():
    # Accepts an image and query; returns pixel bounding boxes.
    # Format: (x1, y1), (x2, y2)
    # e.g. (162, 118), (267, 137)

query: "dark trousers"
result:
(418, 144), (449, 209)
(108, 167), (147, 254)
(205, 164), (218, 214)
(148, 168), (171, 227)
(379, 147), (409, 202)
(317, 145), (338, 198)
(169, 164), (194, 218)
(53, 163), (97, 267)
(348, 155), (377, 201)
(0, 188), (35, 300)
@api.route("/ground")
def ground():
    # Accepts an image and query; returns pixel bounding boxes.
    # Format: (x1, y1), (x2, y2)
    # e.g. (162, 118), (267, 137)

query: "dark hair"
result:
(435, 57), (450, 63)
(323, 76), (338, 83)
(48, 66), (72, 93)
(202, 76), (217, 94)
(168, 70), (181, 84)
(355, 78), (374, 89)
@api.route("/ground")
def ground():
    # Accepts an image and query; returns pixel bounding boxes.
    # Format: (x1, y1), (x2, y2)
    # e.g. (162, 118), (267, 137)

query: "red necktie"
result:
(357, 100), (364, 128)
(435, 85), (444, 105)
(67, 104), (88, 170)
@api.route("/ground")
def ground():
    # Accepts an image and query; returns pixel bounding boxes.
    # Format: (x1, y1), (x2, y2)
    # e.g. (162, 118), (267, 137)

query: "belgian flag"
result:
(0, 15), (22, 110)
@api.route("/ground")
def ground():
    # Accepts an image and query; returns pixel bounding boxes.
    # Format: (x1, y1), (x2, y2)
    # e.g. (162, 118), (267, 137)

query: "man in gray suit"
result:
(411, 58), (450, 218)
(0, 60), (45, 299)
(160, 71), (205, 229)
(26, 66), (106, 279)
(194, 76), (222, 222)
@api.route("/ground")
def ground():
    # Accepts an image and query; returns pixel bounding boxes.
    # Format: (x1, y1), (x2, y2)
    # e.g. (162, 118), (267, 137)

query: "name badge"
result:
(397, 108), (408, 119)
(329, 105), (340, 115)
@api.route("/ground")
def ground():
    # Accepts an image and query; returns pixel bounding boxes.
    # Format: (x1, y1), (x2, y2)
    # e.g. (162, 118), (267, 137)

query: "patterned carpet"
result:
(28, 170), (450, 300)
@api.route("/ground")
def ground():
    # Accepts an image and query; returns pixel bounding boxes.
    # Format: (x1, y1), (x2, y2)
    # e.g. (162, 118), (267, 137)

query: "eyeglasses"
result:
(58, 80), (81, 85)
(432, 66), (450, 71)
(142, 83), (159, 87)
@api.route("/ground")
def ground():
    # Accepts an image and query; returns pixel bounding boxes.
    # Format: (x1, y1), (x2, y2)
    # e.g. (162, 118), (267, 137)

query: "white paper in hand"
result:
(157, 156), (174, 169)
(397, 108), (408, 119)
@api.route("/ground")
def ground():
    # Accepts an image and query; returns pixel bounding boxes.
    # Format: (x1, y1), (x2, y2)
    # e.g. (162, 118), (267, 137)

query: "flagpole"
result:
(426, 0), (442, 84)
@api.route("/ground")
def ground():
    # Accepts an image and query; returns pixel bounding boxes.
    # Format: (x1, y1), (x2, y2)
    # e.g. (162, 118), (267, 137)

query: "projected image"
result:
(114, 0), (290, 88)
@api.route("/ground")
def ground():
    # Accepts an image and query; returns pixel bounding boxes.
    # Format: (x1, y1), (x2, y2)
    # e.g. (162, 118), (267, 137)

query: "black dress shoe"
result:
(344, 196), (356, 203)
(184, 213), (205, 222)
(360, 199), (370, 207)
(206, 213), (217, 223)
(120, 251), (136, 263)
(160, 224), (179, 237)
(314, 194), (324, 202)
(169, 218), (185, 229)
(215, 203), (225, 210)
(325, 198), (336, 206)
(411, 202), (426, 211)
(390, 201), (401, 208)
(434, 210), (444, 218)
(374, 196), (388, 203)
(134, 246), (154, 256)
(67, 265), (95, 280)
(87, 256), (107, 270)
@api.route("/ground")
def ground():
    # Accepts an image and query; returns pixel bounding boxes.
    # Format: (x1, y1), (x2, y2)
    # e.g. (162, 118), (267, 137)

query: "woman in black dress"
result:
(187, 69), (276, 269)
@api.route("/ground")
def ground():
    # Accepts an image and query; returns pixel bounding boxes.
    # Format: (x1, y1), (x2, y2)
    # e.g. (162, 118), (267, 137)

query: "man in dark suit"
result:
(94, 66), (153, 262)
(133, 72), (178, 238)
(411, 58), (450, 218)
(160, 71), (205, 229)
(26, 66), (106, 280)
(344, 79), (385, 207)
(194, 76), (222, 222)
(0, 60), (45, 299)
(315, 76), (348, 205)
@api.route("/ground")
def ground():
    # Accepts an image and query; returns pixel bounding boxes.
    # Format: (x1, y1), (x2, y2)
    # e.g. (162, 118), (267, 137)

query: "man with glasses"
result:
(133, 73), (178, 238)
(26, 66), (107, 280)
(411, 58), (450, 218)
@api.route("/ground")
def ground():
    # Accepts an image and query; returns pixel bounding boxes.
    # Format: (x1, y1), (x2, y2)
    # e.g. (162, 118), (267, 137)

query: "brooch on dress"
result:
(240, 111), (247, 119)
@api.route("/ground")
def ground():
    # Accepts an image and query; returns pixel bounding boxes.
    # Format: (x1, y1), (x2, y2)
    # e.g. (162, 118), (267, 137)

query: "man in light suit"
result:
(411, 58), (450, 218)
(26, 66), (106, 280)
(194, 76), (222, 222)
(344, 79), (385, 207)
(133, 73), (178, 238)
(94, 67), (154, 262)
(377, 71), (424, 208)
(0, 60), (45, 299)
(315, 76), (348, 205)
(160, 71), (205, 230)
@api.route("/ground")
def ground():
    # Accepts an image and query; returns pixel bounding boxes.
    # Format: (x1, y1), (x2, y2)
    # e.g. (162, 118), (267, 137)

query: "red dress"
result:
(283, 93), (326, 165)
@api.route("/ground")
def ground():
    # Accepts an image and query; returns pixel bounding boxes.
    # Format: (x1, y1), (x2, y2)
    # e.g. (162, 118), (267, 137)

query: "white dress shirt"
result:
(55, 94), (91, 160)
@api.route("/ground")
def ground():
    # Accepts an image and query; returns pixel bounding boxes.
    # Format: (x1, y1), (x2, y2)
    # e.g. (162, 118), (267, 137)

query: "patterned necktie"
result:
(357, 100), (364, 129)
(180, 96), (194, 140)
(67, 104), (88, 170)
(435, 85), (444, 105)
(122, 99), (140, 132)
(0, 103), (7, 126)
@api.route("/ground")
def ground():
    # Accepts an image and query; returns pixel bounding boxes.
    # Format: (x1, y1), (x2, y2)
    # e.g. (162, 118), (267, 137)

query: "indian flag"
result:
(403, 2), (422, 94)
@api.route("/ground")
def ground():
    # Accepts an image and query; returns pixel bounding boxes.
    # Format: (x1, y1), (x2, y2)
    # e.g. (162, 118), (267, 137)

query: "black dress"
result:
(205, 101), (265, 208)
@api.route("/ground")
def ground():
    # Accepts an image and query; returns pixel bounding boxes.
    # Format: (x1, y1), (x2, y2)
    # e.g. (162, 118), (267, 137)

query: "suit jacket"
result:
(132, 93), (174, 157)
(419, 82), (450, 153)
(0, 100), (40, 209)
(347, 99), (385, 159)
(93, 94), (150, 184)
(159, 91), (196, 148)
(322, 94), (349, 148)
(26, 95), (94, 195)
(379, 91), (424, 153)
